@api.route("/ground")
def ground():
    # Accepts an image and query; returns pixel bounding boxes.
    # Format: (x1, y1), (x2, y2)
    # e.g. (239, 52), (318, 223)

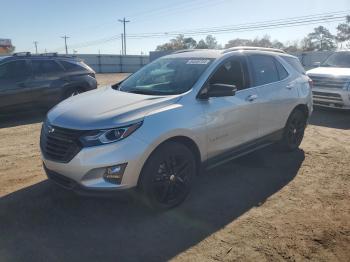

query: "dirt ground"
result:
(0, 74), (349, 262)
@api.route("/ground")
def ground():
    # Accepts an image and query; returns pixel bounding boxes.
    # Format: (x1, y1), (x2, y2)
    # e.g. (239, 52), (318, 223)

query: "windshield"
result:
(118, 58), (213, 95)
(321, 52), (350, 68)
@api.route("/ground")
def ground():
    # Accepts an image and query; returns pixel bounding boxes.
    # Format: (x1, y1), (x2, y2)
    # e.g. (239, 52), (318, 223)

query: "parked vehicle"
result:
(0, 52), (97, 113)
(41, 47), (313, 209)
(307, 51), (350, 110)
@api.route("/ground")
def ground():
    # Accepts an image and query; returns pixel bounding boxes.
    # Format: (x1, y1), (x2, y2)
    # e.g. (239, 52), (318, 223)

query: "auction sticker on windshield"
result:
(186, 59), (211, 65)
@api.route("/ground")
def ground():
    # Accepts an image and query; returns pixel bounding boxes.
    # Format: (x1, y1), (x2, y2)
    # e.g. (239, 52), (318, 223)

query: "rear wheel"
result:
(279, 109), (307, 151)
(139, 142), (196, 209)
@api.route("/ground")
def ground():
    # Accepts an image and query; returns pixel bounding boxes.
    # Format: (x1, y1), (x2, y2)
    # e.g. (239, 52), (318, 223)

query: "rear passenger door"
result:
(30, 59), (66, 106)
(247, 54), (299, 137)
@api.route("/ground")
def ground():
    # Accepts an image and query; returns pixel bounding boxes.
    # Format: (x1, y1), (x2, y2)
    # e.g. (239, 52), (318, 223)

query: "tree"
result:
(272, 40), (285, 50)
(306, 26), (336, 51)
(252, 35), (272, 47)
(225, 38), (253, 48)
(196, 39), (208, 49)
(204, 35), (218, 49)
(336, 15), (350, 48)
(195, 35), (219, 49)
(284, 40), (300, 53)
(156, 35), (197, 51)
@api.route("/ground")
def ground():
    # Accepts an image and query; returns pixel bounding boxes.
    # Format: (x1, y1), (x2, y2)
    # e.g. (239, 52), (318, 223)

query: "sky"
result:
(1, 0), (350, 55)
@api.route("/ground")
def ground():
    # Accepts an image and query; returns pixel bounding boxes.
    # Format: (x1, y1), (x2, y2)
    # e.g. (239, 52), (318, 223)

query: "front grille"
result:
(312, 91), (343, 103)
(314, 100), (343, 108)
(309, 75), (349, 89)
(40, 121), (85, 163)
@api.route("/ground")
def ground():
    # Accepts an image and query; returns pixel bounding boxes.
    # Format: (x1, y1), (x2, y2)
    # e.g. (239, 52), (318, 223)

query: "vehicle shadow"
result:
(309, 107), (350, 130)
(0, 110), (46, 129)
(0, 147), (304, 262)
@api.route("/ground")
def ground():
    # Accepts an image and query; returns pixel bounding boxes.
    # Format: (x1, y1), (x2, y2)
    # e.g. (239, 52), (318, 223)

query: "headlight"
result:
(80, 122), (143, 147)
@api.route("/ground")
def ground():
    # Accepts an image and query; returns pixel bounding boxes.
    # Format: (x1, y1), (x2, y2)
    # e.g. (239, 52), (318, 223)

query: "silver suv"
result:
(307, 51), (350, 109)
(40, 47), (313, 208)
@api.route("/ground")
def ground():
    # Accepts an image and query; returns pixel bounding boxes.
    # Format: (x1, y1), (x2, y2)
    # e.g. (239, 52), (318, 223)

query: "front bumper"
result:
(42, 135), (150, 191)
(312, 87), (350, 109)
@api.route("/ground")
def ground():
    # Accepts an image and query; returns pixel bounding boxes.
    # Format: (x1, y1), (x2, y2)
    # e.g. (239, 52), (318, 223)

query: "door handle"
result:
(286, 84), (293, 90)
(246, 94), (258, 102)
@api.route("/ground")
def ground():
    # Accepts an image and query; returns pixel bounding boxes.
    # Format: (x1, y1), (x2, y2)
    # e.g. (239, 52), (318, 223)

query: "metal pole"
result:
(61, 36), (70, 54)
(118, 18), (130, 55)
(121, 33), (124, 56)
(33, 41), (38, 54)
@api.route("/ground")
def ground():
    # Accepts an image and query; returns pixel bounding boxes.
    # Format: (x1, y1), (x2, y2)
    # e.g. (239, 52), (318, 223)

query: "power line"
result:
(61, 35), (70, 54)
(53, 10), (349, 52)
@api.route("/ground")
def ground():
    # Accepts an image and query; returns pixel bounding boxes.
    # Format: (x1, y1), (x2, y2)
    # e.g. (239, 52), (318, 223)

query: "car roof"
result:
(0, 56), (10, 62)
(0, 55), (80, 64)
(162, 48), (296, 60)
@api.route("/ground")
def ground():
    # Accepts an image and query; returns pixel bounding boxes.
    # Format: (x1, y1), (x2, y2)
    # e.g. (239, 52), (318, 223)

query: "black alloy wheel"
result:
(280, 109), (307, 151)
(140, 142), (196, 209)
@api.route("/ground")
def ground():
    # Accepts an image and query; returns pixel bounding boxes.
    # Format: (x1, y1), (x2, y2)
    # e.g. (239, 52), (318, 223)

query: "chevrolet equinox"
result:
(41, 47), (313, 209)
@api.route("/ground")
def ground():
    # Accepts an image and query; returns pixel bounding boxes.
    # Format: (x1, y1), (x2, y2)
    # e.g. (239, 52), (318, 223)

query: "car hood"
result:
(307, 67), (350, 78)
(48, 86), (181, 130)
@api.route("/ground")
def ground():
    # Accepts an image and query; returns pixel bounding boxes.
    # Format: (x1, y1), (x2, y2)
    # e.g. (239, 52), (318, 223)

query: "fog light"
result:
(103, 163), (127, 184)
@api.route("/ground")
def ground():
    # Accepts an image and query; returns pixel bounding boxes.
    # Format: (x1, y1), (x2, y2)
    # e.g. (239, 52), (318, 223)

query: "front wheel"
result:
(139, 142), (196, 209)
(279, 109), (307, 151)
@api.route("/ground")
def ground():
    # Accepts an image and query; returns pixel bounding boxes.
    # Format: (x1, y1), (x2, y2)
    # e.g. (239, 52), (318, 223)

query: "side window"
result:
(274, 59), (289, 80)
(250, 55), (279, 86)
(0, 60), (31, 81)
(209, 58), (246, 90)
(59, 60), (85, 72)
(32, 60), (63, 76)
(282, 56), (305, 74)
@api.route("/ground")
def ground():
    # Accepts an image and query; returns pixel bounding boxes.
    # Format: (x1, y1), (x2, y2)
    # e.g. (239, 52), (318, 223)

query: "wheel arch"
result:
(137, 135), (202, 187)
(293, 104), (309, 118)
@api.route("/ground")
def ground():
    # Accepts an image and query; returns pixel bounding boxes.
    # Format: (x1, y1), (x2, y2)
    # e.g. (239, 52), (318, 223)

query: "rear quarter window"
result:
(59, 60), (86, 72)
(274, 59), (289, 80)
(282, 56), (305, 74)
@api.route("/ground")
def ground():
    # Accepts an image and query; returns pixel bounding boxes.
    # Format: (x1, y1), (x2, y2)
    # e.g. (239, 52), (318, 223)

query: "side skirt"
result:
(203, 129), (283, 170)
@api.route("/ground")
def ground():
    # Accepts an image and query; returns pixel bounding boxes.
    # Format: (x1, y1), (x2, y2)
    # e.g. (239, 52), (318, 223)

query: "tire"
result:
(139, 141), (196, 209)
(279, 109), (307, 151)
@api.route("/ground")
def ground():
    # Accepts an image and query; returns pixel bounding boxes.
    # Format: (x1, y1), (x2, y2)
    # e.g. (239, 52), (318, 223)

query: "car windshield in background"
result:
(118, 58), (213, 95)
(321, 52), (350, 68)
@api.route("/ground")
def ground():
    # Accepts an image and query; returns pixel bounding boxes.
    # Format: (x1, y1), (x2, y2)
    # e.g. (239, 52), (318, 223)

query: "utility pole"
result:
(121, 33), (124, 56)
(61, 35), (70, 54)
(118, 18), (130, 55)
(33, 41), (38, 54)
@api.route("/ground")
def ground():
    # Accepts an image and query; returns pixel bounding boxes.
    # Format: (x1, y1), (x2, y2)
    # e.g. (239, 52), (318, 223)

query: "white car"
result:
(307, 51), (350, 109)
(40, 47), (313, 209)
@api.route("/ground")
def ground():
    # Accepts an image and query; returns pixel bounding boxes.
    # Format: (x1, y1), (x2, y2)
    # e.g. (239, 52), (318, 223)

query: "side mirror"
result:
(313, 62), (321, 67)
(205, 83), (237, 98)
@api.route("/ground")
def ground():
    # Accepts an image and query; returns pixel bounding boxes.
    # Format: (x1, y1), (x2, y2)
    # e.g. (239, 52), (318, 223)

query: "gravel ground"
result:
(0, 74), (349, 262)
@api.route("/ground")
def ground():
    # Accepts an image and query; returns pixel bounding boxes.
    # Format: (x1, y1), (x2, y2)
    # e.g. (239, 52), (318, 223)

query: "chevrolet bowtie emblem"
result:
(48, 126), (55, 133)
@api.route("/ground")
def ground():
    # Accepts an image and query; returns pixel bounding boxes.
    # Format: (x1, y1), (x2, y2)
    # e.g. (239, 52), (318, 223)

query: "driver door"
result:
(0, 60), (34, 111)
(203, 56), (260, 160)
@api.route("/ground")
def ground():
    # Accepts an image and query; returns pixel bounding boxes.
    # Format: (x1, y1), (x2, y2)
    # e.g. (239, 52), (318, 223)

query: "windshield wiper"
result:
(122, 88), (172, 96)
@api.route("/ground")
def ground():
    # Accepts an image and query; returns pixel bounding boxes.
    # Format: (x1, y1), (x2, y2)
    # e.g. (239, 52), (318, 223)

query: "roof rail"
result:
(40, 52), (58, 57)
(13, 52), (31, 56)
(172, 49), (210, 54)
(222, 46), (286, 54)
